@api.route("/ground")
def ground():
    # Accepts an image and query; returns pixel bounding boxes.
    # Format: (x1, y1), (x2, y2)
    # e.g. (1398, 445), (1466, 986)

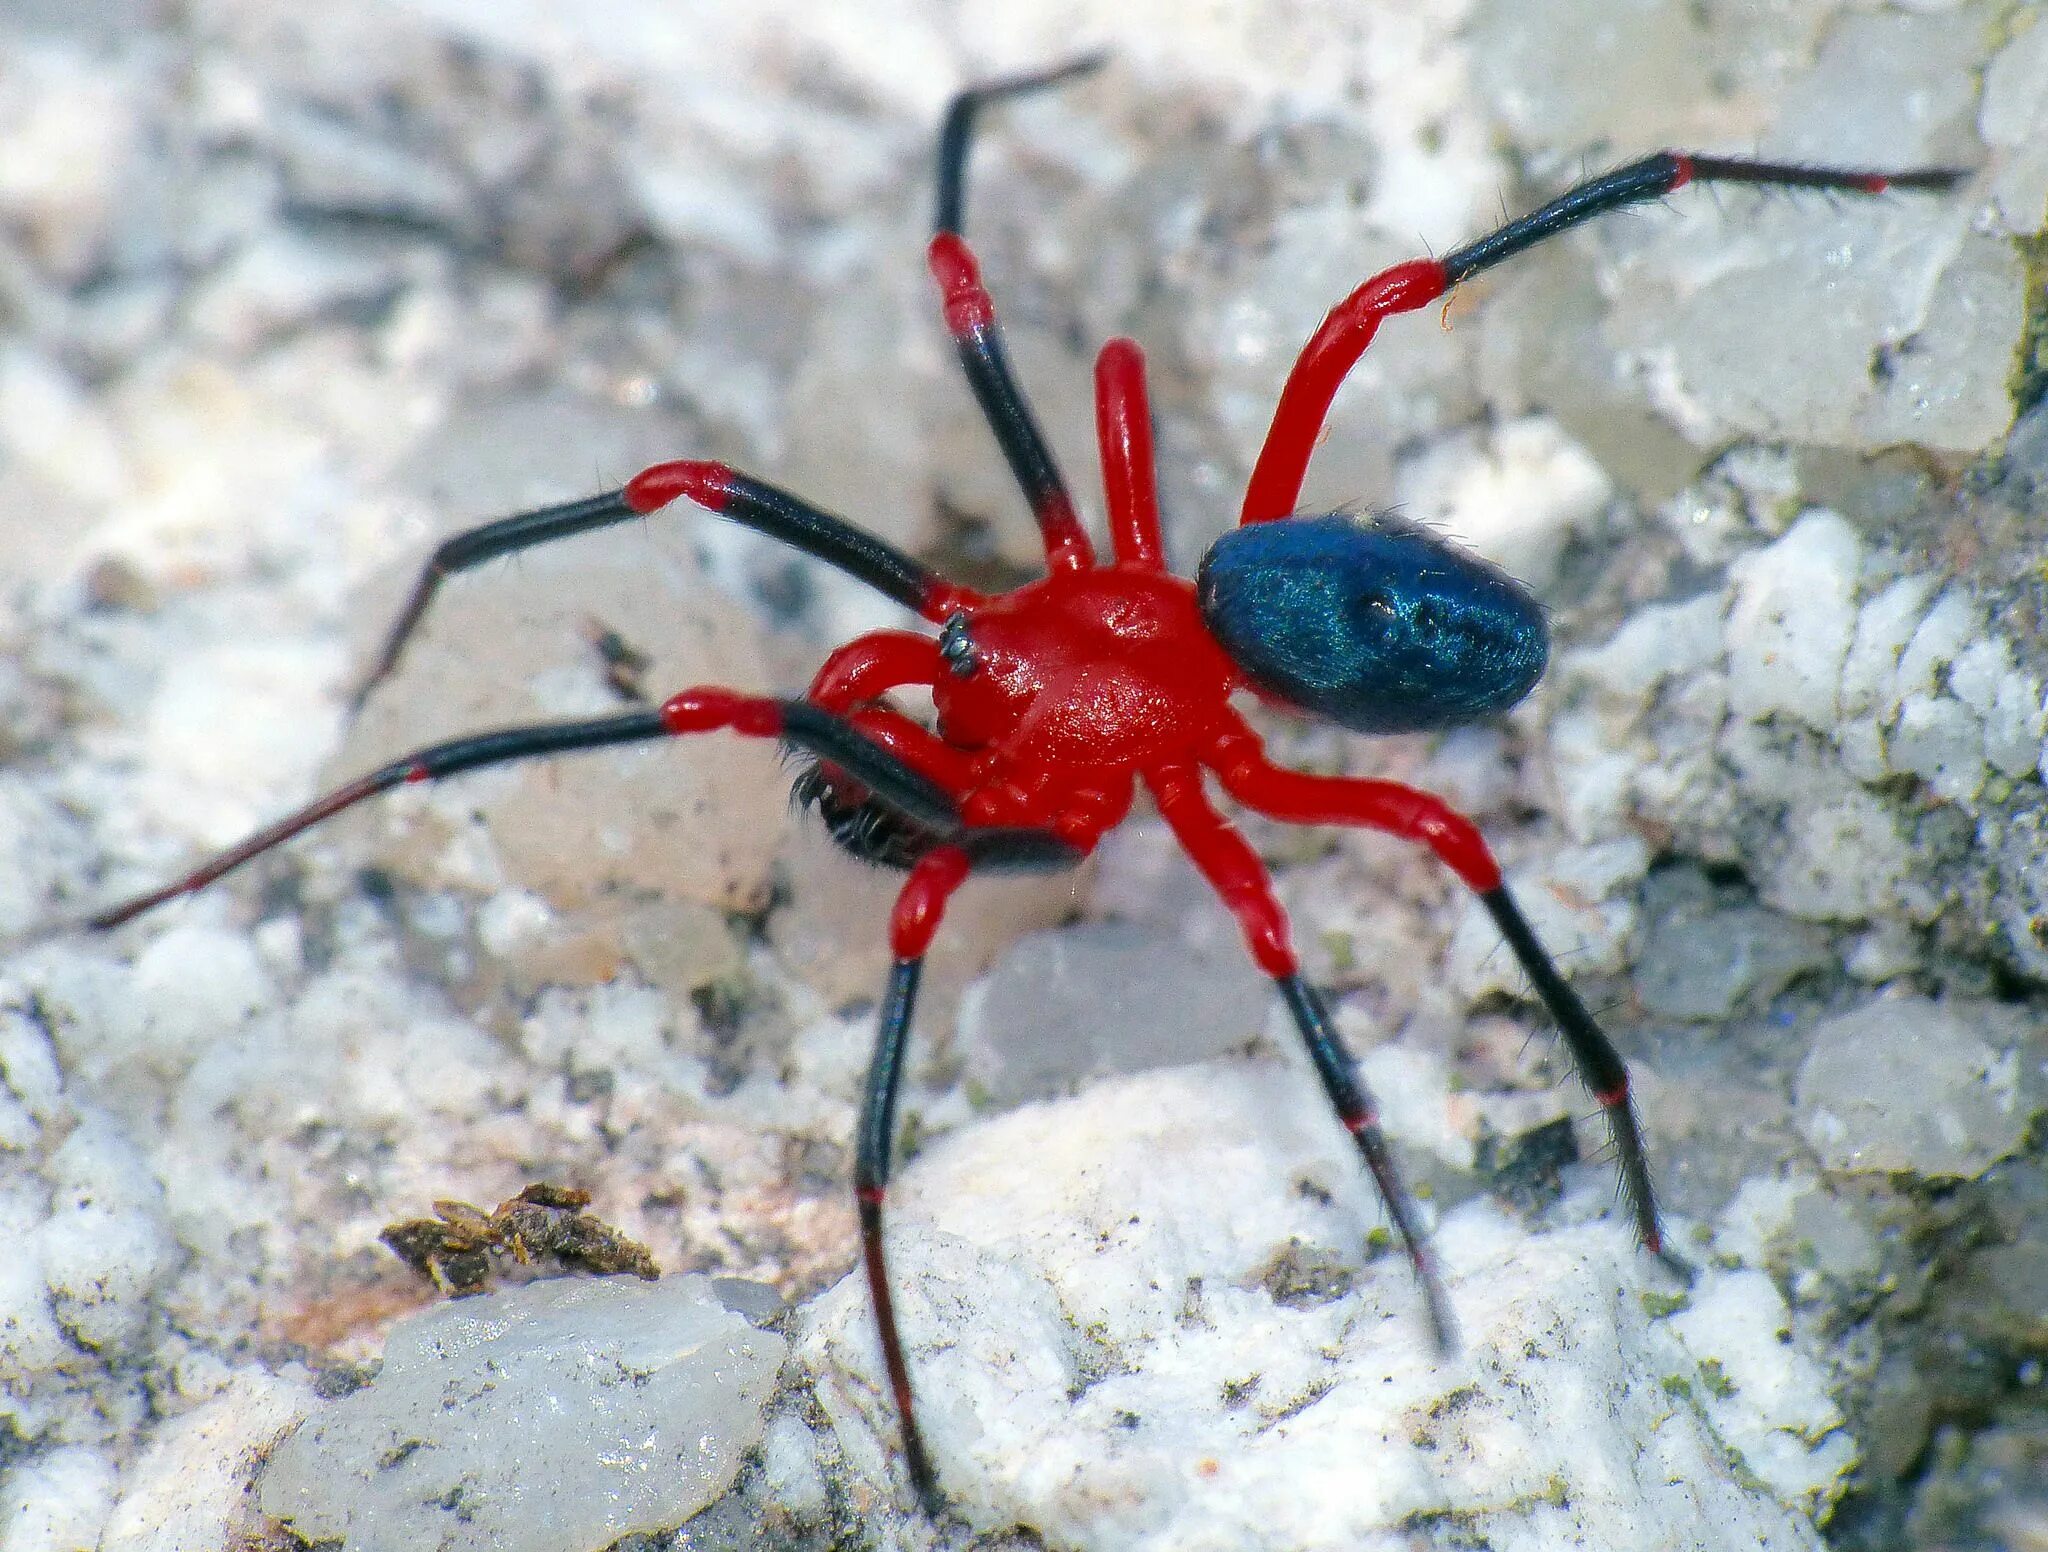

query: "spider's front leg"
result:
(1199, 719), (1675, 1268)
(350, 460), (982, 715)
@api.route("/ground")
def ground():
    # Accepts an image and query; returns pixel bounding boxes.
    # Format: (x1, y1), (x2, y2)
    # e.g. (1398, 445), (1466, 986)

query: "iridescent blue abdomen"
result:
(1196, 512), (1548, 734)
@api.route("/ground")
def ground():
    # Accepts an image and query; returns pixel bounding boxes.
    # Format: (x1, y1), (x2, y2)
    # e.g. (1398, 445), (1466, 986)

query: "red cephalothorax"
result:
(57, 55), (1960, 1516)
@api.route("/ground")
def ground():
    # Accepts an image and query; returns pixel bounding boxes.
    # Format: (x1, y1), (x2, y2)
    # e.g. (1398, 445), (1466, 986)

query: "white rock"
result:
(1981, 12), (2048, 234)
(1759, 789), (1913, 923)
(1565, 591), (1727, 707)
(125, 923), (275, 1082)
(99, 1370), (313, 1552)
(955, 922), (1271, 1106)
(0, 1444), (116, 1552)
(1893, 587), (1981, 703)
(0, 1226), (68, 1389)
(37, 1202), (172, 1356)
(802, 1062), (1849, 1550)
(47, 1111), (169, 1221)
(0, 1006), (66, 1136)
(1724, 512), (1862, 731)
(260, 1277), (786, 1552)
(757, 1413), (829, 1522)
(1666, 1269), (1855, 1512)
(1945, 641), (2045, 779)
(1886, 692), (1985, 804)
(0, 43), (142, 283)
(1796, 996), (2040, 1178)
(1839, 573), (1939, 721)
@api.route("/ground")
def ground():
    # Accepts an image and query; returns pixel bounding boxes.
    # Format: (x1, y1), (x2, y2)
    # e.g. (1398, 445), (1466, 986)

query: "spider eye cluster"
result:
(1196, 512), (1547, 734)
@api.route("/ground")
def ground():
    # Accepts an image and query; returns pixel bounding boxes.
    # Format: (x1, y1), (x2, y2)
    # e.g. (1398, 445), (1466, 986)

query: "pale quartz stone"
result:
(1886, 693), (1986, 805)
(1796, 997), (2041, 1178)
(1563, 591), (1727, 704)
(953, 922), (1270, 1106)
(1839, 573), (1941, 720)
(1980, 13), (2048, 235)
(1894, 587), (1983, 703)
(0, 1445), (117, 1552)
(1760, 788), (1915, 924)
(99, 1371), (313, 1552)
(260, 1278), (785, 1552)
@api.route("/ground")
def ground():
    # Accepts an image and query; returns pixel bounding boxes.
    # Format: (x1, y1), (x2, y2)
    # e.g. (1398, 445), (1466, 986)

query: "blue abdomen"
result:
(1196, 512), (1547, 734)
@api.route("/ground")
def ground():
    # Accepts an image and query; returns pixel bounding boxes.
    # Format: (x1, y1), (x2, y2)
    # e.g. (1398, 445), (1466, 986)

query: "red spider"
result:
(65, 57), (1956, 1511)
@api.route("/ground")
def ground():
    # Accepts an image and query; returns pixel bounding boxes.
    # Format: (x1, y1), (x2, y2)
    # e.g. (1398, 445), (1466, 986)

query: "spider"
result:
(60, 56), (1957, 1512)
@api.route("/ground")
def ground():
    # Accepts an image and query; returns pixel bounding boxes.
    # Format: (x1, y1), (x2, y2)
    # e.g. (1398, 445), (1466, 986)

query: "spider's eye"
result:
(1195, 512), (1547, 734)
(938, 613), (979, 678)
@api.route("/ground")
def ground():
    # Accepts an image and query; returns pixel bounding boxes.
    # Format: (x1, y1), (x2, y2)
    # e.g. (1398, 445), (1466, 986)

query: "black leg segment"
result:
(1440, 150), (1966, 288)
(1276, 974), (1456, 1352)
(933, 53), (1107, 238)
(354, 460), (962, 713)
(1480, 885), (1677, 1268)
(82, 707), (672, 931)
(855, 957), (941, 1509)
(929, 59), (1109, 570)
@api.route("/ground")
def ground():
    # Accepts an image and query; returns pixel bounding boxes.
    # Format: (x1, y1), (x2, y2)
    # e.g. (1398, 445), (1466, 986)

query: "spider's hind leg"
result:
(1143, 760), (1456, 1351)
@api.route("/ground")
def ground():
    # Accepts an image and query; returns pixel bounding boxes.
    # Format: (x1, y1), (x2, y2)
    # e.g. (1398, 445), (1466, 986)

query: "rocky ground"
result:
(0, 1), (2044, 1549)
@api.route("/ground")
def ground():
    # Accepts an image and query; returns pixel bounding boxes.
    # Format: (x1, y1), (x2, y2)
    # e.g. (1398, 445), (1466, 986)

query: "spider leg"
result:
(857, 843), (973, 1514)
(1144, 760), (1456, 1351)
(933, 55), (1107, 238)
(929, 58), (1108, 576)
(1203, 718), (1673, 1266)
(71, 690), (1073, 933)
(1239, 151), (1966, 525)
(1094, 339), (1165, 569)
(353, 460), (980, 712)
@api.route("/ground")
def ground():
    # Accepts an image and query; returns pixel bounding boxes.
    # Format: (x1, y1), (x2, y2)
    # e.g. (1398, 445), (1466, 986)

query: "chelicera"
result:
(63, 57), (1957, 1511)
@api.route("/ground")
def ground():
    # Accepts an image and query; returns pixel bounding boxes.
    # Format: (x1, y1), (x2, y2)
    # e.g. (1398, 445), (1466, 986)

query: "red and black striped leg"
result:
(856, 845), (972, 1514)
(1207, 723), (1677, 1268)
(1143, 762), (1452, 1348)
(73, 689), (1067, 936)
(927, 234), (1094, 574)
(927, 60), (1106, 575)
(81, 707), (678, 931)
(1480, 885), (1682, 1275)
(352, 459), (979, 713)
(1241, 150), (1963, 526)
(1437, 151), (1965, 289)
(1277, 974), (1457, 1350)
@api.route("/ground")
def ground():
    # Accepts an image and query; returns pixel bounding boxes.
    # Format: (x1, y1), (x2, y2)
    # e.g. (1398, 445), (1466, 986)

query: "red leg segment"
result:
(1204, 719), (1500, 892)
(928, 233), (1096, 575)
(1093, 338), (1164, 569)
(1237, 258), (1449, 526)
(1144, 762), (1453, 1347)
